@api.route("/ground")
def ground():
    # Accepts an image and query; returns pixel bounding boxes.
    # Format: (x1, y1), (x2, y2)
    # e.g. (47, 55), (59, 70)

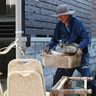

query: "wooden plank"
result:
(52, 89), (92, 95)
(86, 0), (92, 3)
(25, 12), (57, 23)
(25, 0), (58, 8)
(25, 0), (94, 37)
(52, 77), (68, 90)
(92, 0), (96, 4)
(25, 20), (56, 29)
(25, 0), (92, 20)
(70, 2), (92, 14)
(76, 15), (91, 22)
(74, 0), (92, 7)
(40, 0), (61, 5)
(25, 27), (91, 38)
(25, 5), (56, 16)
(68, 77), (93, 81)
(25, 9), (91, 25)
(25, 5), (40, 14)
(91, 33), (96, 37)
(76, 17), (91, 27)
(25, 27), (54, 36)
(70, 0), (92, 10)
(26, 4), (91, 19)
(25, 1), (57, 11)
(91, 23), (96, 28)
(76, 10), (91, 18)
(24, 3), (90, 24)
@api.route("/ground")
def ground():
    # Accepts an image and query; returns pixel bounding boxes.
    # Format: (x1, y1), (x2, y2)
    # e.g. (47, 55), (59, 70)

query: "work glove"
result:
(44, 46), (50, 54)
(76, 48), (83, 56)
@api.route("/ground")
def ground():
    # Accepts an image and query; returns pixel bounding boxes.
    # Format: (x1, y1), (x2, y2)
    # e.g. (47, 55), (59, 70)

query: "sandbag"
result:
(43, 52), (82, 69)
(7, 59), (46, 96)
(8, 71), (45, 96)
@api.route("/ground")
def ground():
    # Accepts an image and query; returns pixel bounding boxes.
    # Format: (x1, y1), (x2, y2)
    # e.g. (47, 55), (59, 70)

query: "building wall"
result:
(24, 0), (96, 90)
(25, 0), (94, 37)
(91, 0), (96, 36)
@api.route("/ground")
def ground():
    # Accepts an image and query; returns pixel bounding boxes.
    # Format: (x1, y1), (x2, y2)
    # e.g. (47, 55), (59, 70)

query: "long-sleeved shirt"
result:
(48, 16), (90, 66)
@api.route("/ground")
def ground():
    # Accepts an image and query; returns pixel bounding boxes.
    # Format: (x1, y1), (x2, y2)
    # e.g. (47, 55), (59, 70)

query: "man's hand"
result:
(76, 48), (83, 56)
(44, 46), (50, 54)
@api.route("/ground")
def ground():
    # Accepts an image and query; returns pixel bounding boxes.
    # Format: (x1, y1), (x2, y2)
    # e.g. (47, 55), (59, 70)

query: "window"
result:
(6, 0), (15, 16)
(0, 0), (6, 15)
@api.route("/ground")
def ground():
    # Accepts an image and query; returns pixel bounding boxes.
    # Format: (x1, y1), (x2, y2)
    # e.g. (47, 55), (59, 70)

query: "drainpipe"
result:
(16, 0), (24, 59)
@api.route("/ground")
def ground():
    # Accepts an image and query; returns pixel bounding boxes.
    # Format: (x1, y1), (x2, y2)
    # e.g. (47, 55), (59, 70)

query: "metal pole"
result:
(16, 0), (24, 59)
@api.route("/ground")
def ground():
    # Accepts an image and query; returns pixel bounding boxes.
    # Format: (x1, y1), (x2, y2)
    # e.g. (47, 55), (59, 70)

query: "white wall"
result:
(21, 37), (96, 90)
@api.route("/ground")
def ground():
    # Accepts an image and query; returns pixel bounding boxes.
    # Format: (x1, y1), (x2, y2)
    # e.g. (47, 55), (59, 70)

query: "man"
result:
(45, 4), (96, 95)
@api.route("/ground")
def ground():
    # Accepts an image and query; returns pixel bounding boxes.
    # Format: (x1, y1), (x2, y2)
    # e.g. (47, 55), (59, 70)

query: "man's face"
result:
(58, 15), (69, 23)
